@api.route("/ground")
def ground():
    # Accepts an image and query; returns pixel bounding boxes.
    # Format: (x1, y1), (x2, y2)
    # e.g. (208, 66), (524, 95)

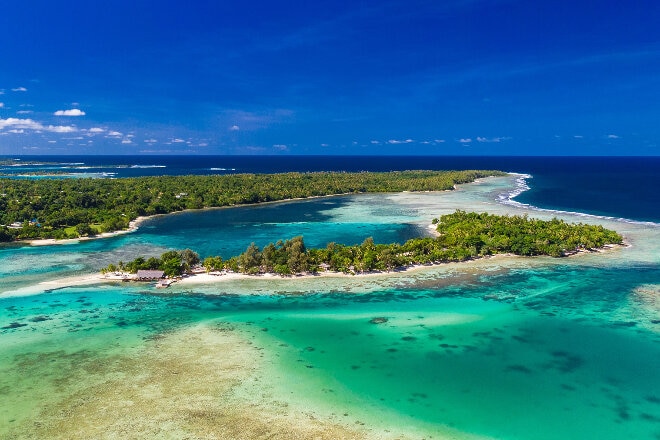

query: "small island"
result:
(103, 211), (623, 281)
(0, 170), (505, 242)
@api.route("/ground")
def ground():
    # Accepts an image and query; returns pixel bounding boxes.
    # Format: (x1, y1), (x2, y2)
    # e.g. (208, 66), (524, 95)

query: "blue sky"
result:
(1, 0), (659, 155)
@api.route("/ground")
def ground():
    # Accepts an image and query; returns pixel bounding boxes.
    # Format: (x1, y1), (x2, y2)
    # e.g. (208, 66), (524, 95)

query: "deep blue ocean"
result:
(1, 155), (658, 222)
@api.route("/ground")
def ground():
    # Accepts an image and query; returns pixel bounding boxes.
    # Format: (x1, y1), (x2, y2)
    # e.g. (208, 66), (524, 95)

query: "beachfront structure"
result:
(136, 270), (165, 281)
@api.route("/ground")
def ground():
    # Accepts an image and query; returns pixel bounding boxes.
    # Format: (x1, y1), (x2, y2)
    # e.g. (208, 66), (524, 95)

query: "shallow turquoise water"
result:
(1, 178), (659, 438)
(2, 265), (658, 438)
(0, 195), (424, 292)
(231, 266), (660, 439)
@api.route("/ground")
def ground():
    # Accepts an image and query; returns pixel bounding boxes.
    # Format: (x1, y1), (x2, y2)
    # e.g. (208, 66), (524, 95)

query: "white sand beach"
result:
(26, 216), (150, 246)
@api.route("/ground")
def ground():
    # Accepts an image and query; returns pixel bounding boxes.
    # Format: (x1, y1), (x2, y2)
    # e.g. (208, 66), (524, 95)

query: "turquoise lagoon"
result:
(1, 176), (659, 439)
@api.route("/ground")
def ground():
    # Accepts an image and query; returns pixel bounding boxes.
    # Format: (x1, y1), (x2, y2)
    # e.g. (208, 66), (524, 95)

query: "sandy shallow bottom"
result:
(3, 319), (494, 440)
(1, 319), (489, 440)
(2, 323), (378, 440)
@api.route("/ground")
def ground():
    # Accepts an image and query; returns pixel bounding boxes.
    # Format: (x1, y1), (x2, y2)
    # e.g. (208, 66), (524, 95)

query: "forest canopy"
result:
(105, 211), (623, 277)
(0, 170), (505, 241)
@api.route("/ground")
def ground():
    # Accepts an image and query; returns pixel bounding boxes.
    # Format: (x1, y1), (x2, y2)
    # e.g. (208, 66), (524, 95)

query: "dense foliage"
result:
(432, 210), (623, 257)
(106, 211), (623, 277)
(0, 170), (505, 241)
(101, 249), (200, 277)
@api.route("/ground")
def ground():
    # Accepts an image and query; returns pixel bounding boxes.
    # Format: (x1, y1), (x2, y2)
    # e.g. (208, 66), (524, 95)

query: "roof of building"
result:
(136, 269), (165, 279)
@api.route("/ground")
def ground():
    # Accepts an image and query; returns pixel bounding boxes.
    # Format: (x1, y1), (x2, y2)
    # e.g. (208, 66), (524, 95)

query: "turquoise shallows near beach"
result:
(1, 175), (659, 439)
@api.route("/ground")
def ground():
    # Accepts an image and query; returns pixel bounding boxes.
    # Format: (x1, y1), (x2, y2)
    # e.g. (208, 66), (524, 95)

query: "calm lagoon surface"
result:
(1, 173), (659, 439)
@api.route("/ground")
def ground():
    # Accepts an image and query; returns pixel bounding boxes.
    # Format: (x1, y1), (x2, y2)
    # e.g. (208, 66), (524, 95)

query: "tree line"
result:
(102, 249), (200, 277)
(104, 211), (623, 277)
(0, 170), (505, 242)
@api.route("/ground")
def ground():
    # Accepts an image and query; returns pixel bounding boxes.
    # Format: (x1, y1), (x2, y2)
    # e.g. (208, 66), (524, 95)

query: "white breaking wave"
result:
(129, 165), (166, 168)
(497, 173), (659, 227)
(7, 163), (45, 167)
(497, 172), (531, 206)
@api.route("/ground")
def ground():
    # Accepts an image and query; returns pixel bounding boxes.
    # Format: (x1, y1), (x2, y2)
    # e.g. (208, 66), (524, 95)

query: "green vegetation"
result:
(0, 159), (59, 166)
(432, 210), (623, 257)
(101, 248), (200, 277)
(106, 211), (623, 277)
(0, 170), (505, 242)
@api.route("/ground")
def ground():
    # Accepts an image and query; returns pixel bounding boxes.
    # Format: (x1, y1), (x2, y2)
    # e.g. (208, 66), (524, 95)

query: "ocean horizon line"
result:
(3, 153), (660, 158)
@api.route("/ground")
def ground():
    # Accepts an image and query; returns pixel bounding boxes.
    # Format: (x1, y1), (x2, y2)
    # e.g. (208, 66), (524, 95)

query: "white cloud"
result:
(0, 117), (75, 133)
(387, 139), (414, 144)
(476, 136), (509, 143)
(607, 134), (620, 139)
(370, 140), (380, 144)
(107, 131), (122, 137)
(88, 127), (105, 133)
(273, 144), (288, 151)
(171, 138), (186, 143)
(0, 89), (4, 95)
(16, 110), (33, 114)
(121, 139), (133, 144)
(458, 138), (472, 143)
(220, 108), (295, 131)
(12, 87), (27, 92)
(144, 138), (158, 143)
(54, 109), (86, 116)
(8, 129), (25, 134)
(320, 143), (330, 147)
(0, 102), (4, 108)
(243, 146), (267, 153)
(573, 135), (584, 139)
(140, 149), (173, 154)
(434, 139), (446, 143)
(229, 125), (240, 131)
(47, 125), (77, 133)
(0, 118), (39, 130)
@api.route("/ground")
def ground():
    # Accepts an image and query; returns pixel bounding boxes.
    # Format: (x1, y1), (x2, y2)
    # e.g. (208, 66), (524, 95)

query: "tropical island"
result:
(0, 159), (60, 166)
(103, 211), (623, 279)
(0, 170), (505, 242)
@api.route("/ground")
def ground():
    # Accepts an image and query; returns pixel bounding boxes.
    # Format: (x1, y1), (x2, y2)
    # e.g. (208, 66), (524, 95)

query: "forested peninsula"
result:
(105, 211), (623, 277)
(0, 170), (505, 242)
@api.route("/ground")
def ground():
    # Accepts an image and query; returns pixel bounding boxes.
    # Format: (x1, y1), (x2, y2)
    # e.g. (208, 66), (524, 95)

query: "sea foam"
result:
(499, 173), (659, 227)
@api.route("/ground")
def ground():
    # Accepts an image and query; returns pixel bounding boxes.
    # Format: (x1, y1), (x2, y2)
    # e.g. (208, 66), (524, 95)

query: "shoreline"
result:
(502, 173), (660, 227)
(18, 181), (470, 247)
(25, 216), (150, 246)
(0, 255), (517, 298)
(152, 244), (625, 287)
(3, 245), (622, 298)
